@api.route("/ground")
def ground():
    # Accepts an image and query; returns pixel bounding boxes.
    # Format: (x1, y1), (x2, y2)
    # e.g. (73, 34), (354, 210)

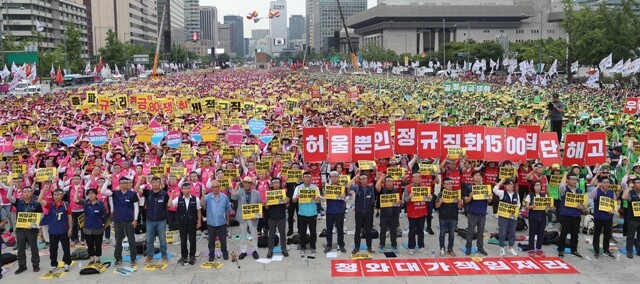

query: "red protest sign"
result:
(624, 97), (638, 114)
(328, 127), (351, 163)
(331, 260), (362, 277)
(449, 258), (488, 275)
(302, 127), (327, 162)
(389, 259), (426, 276)
(484, 127), (505, 161)
(532, 257), (579, 274)
(538, 132), (561, 166)
(417, 123), (440, 159)
(372, 123), (393, 159)
(519, 125), (540, 160)
(504, 257), (547, 274)
(505, 127), (527, 162)
(440, 126), (463, 159)
(477, 259), (520, 275)
(419, 259), (458, 276)
(462, 126), (485, 160)
(394, 120), (418, 155)
(226, 124), (245, 147)
(360, 259), (395, 277)
(585, 132), (607, 165)
(562, 134), (588, 166)
(351, 127), (374, 161)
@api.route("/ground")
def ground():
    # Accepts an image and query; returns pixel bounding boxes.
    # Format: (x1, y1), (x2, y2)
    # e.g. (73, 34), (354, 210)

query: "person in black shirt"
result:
(436, 178), (463, 257)
(375, 175), (402, 252)
(349, 171), (375, 254)
(266, 178), (289, 258)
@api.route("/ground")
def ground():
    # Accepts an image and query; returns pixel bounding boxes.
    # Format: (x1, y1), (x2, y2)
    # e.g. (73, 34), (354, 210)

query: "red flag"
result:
(351, 127), (375, 161)
(417, 123), (440, 159)
(585, 132), (607, 165)
(538, 132), (561, 166)
(302, 127), (327, 162)
(562, 134), (588, 166)
(96, 57), (104, 73)
(55, 67), (63, 84)
(328, 127), (352, 163)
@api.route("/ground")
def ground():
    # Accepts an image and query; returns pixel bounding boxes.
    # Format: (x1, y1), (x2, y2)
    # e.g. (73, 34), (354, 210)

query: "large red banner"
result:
(372, 123), (393, 159)
(302, 128), (327, 162)
(463, 126), (485, 160)
(538, 132), (561, 166)
(562, 134), (588, 166)
(440, 126), (463, 159)
(505, 128), (527, 162)
(519, 125), (541, 159)
(585, 132), (607, 165)
(351, 127), (375, 161)
(328, 127), (351, 163)
(417, 123), (440, 159)
(394, 120), (418, 155)
(331, 257), (578, 277)
(484, 127), (505, 161)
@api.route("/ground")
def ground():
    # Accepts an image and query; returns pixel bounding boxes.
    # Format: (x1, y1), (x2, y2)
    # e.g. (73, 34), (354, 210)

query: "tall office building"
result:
(217, 23), (232, 54)
(158, 0), (185, 53)
(223, 15), (244, 57)
(269, 0), (288, 55)
(91, 0), (158, 56)
(199, 6), (218, 44)
(289, 15), (304, 40)
(311, 0), (367, 52)
(2, 0), (91, 58)
(184, 0), (200, 41)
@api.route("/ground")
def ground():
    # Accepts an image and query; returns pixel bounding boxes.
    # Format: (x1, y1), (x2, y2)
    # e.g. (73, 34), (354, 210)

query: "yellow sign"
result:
(181, 149), (195, 161)
(170, 166), (186, 178)
(78, 213), (85, 229)
(532, 196), (552, 210)
(441, 189), (461, 203)
(358, 160), (376, 171)
(223, 168), (239, 178)
(143, 264), (168, 271)
(16, 212), (42, 229)
(350, 253), (372, 260)
(201, 125), (218, 142)
(136, 126), (154, 143)
(256, 161), (270, 174)
(221, 147), (236, 160)
(380, 193), (400, 208)
(150, 166), (165, 177)
(266, 190), (286, 206)
(161, 157), (175, 166)
(200, 262), (224, 269)
(298, 188), (318, 203)
(324, 185), (344, 200)
(286, 170), (304, 183)
(499, 167), (516, 179)
(497, 201), (519, 219)
(472, 185), (491, 200)
(338, 175), (350, 186)
(166, 230), (179, 244)
(35, 168), (57, 182)
(633, 201), (640, 217)
(447, 148), (465, 159)
(410, 187), (431, 202)
(549, 175), (562, 186)
(564, 192), (588, 208)
(84, 263), (108, 273)
(241, 145), (258, 157)
(218, 178), (231, 189)
(598, 196), (616, 214)
(39, 271), (66, 280)
(241, 204), (263, 220)
(387, 168), (405, 180)
(419, 164), (438, 175)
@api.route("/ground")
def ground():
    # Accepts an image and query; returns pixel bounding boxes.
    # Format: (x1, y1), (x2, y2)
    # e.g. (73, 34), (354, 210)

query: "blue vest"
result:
(560, 187), (583, 217)
(351, 185), (375, 213)
(593, 188), (615, 221)
(528, 192), (547, 222)
(83, 201), (106, 230)
(46, 202), (70, 235)
(466, 185), (488, 217)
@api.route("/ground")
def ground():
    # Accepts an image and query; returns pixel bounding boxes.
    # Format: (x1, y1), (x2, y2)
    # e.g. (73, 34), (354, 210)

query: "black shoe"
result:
(352, 248), (360, 254)
(238, 253), (247, 260)
(223, 254), (229, 260)
(189, 257), (196, 265)
(477, 248), (488, 256)
(427, 228), (435, 235)
(594, 253), (600, 259)
(628, 252), (634, 259)
(252, 251), (259, 259)
(570, 251), (583, 258)
(367, 247), (374, 253)
(208, 257), (214, 262)
(465, 248), (472, 256)
(14, 266), (27, 274)
(178, 257), (187, 264)
(282, 250), (289, 257)
(267, 251), (273, 258)
(603, 251), (614, 258)
(339, 246), (347, 253)
(287, 230), (293, 236)
(324, 247), (332, 253)
(558, 251), (564, 258)
(33, 266), (40, 272)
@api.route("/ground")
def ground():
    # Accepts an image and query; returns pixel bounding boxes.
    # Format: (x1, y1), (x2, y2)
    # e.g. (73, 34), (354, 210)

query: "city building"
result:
(1, 0), (91, 58)
(346, 0), (566, 56)
(252, 29), (270, 41)
(184, 39), (213, 57)
(218, 23), (232, 55)
(223, 15), (244, 57)
(90, 0), (158, 57)
(269, 0), (288, 56)
(311, 0), (367, 54)
(184, 0), (200, 41)
(289, 14), (305, 50)
(199, 6), (218, 43)
(158, 0), (185, 53)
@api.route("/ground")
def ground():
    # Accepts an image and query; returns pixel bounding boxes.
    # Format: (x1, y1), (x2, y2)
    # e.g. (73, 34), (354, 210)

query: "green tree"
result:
(218, 53), (231, 63)
(470, 41), (504, 62)
(62, 22), (85, 73)
(98, 29), (126, 67)
(359, 43), (399, 62)
(510, 39), (566, 67)
(38, 48), (65, 78)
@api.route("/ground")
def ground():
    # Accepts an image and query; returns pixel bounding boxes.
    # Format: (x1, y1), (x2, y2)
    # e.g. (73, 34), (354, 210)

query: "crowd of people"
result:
(0, 67), (638, 277)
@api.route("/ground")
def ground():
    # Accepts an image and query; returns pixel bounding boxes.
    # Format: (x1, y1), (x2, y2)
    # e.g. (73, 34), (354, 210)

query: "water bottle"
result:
(431, 249), (435, 258)
(584, 256), (591, 262)
(400, 209), (405, 218)
(616, 250), (621, 262)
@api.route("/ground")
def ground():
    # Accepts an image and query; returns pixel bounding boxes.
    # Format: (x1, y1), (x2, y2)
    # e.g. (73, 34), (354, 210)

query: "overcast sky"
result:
(200, 0), (377, 37)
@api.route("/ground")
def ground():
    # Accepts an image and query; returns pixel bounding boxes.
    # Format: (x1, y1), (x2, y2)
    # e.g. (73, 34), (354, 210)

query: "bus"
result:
(63, 74), (95, 89)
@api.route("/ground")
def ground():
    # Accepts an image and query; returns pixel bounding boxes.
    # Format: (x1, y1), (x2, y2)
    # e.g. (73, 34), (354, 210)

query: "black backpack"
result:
(543, 230), (560, 245)
(516, 217), (528, 231)
(257, 234), (279, 248)
(0, 253), (17, 264)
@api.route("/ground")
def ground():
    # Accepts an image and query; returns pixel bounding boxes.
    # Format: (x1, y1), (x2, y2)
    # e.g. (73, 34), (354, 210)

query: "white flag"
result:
(35, 19), (44, 32)
(548, 59), (558, 76)
(50, 63), (55, 79)
(0, 65), (9, 79)
(28, 63), (36, 82)
(85, 62), (91, 75)
(586, 70), (600, 88)
(571, 61), (579, 73)
(506, 74), (512, 84)
(490, 59), (497, 70)
(599, 53), (612, 71)
(611, 59), (624, 73)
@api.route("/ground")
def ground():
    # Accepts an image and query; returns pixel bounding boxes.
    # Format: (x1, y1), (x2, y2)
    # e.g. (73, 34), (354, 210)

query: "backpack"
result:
(360, 228), (379, 239)
(134, 223), (146, 234)
(516, 217), (528, 231)
(0, 253), (17, 264)
(257, 234), (279, 248)
(543, 230), (560, 245)
(581, 214), (595, 235)
(79, 262), (111, 275)
(455, 228), (477, 239)
(71, 247), (90, 260)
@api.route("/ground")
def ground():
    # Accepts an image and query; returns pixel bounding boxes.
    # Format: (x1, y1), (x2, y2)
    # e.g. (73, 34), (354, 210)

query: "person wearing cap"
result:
(201, 180), (232, 261)
(463, 170), (490, 256)
(323, 171), (347, 254)
(607, 146), (624, 168)
(404, 172), (431, 255)
(349, 170), (375, 254)
(589, 175), (616, 259)
(110, 177), (140, 266)
(493, 178), (520, 256)
(292, 171), (321, 256)
(7, 185), (42, 274)
(549, 93), (565, 142)
(231, 176), (262, 260)
(621, 176), (640, 259)
(172, 182), (202, 265)
(38, 187), (72, 273)
(136, 176), (170, 263)
(73, 188), (108, 264)
(435, 177), (463, 257)
(266, 177), (290, 258)
(557, 172), (585, 258)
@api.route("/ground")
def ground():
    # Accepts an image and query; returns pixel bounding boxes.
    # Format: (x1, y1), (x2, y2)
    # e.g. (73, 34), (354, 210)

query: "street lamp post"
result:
(442, 18), (445, 67)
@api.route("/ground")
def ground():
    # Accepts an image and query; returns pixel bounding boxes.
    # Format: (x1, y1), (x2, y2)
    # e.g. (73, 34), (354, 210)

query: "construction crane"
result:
(336, 0), (359, 72)
(150, 1), (168, 79)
